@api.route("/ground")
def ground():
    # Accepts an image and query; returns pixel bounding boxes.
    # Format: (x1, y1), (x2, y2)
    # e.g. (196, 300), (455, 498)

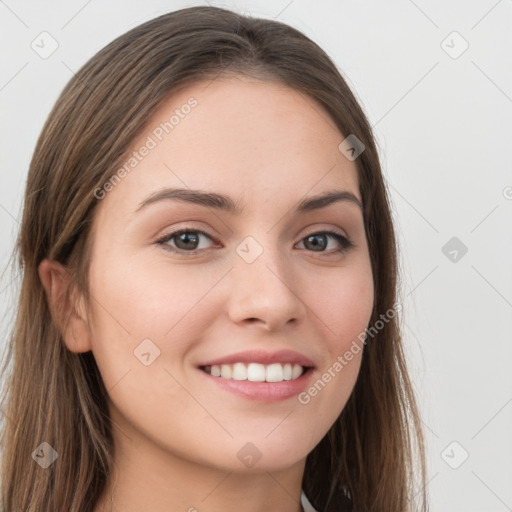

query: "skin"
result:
(39, 75), (374, 512)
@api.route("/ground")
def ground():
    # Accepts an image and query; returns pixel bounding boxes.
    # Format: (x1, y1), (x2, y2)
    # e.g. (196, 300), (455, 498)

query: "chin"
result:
(218, 436), (313, 473)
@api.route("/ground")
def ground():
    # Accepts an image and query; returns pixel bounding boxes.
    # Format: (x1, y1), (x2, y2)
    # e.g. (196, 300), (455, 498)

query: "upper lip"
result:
(198, 349), (315, 368)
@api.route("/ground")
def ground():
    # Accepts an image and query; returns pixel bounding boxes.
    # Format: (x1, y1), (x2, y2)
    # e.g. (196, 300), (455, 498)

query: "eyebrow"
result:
(135, 187), (363, 215)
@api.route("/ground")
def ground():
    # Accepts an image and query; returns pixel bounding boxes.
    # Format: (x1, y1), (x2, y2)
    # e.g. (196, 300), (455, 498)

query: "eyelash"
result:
(154, 228), (354, 257)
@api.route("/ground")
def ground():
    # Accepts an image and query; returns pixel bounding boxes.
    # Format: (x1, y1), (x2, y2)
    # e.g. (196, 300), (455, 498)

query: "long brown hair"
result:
(0, 6), (427, 511)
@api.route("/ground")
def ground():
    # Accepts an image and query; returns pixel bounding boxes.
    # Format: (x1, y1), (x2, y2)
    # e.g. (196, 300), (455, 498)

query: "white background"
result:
(1, 1), (511, 510)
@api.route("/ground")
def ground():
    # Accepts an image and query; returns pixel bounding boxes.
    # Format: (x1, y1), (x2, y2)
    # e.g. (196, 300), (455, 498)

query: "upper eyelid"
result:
(158, 219), (351, 237)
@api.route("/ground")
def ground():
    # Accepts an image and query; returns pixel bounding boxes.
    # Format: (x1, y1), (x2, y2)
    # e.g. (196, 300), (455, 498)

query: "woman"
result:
(0, 6), (427, 511)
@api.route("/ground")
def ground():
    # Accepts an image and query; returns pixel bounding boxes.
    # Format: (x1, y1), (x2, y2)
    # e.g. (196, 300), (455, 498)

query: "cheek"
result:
(302, 262), (373, 408)
(310, 262), (374, 350)
(85, 254), (213, 429)
(89, 248), (214, 334)
(86, 251), (228, 382)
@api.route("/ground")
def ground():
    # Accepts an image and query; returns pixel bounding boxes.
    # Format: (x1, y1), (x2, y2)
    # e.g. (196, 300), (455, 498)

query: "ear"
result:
(38, 259), (92, 353)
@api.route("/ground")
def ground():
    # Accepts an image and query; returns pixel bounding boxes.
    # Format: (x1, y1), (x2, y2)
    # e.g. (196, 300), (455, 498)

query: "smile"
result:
(197, 349), (315, 401)
(200, 362), (307, 382)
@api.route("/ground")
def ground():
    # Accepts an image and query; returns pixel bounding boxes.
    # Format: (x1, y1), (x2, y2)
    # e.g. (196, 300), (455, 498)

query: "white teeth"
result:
(220, 364), (232, 379)
(203, 362), (306, 382)
(232, 362), (247, 380)
(247, 363), (266, 382)
(265, 363), (283, 382)
(291, 363), (303, 379)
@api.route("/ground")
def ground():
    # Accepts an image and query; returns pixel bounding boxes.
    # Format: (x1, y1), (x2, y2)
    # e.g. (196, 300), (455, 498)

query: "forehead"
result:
(95, 75), (360, 220)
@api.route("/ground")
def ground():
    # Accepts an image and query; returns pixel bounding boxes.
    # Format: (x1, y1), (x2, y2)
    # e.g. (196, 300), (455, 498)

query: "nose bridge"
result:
(227, 232), (305, 329)
(234, 232), (288, 284)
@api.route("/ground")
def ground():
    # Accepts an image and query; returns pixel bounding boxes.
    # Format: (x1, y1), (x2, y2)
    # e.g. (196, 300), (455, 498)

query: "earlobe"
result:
(38, 259), (93, 354)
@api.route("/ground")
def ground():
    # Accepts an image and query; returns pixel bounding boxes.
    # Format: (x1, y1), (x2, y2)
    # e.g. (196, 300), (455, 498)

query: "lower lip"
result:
(198, 368), (314, 402)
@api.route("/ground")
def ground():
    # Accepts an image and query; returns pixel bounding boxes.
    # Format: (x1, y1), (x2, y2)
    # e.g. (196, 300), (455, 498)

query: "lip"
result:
(198, 366), (315, 402)
(197, 349), (316, 402)
(198, 349), (315, 368)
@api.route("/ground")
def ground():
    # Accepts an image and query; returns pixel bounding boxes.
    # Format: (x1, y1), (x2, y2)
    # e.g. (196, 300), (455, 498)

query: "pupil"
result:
(179, 232), (197, 249)
(307, 234), (326, 251)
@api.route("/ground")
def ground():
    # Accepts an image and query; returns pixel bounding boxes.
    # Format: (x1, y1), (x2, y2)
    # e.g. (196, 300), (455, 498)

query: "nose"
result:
(226, 241), (306, 331)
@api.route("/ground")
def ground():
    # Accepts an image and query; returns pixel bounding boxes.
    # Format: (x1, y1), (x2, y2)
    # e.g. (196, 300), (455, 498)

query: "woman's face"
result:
(84, 75), (374, 472)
